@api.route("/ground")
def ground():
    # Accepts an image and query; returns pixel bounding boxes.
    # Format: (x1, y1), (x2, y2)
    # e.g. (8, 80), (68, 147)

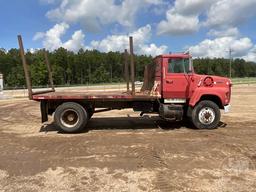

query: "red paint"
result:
(159, 54), (231, 107)
(33, 53), (231, 108)
(32, 91), (157, 101)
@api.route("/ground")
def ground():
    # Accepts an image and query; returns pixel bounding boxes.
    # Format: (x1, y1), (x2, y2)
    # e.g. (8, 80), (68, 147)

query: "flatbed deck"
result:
(32, 90), (159, 101)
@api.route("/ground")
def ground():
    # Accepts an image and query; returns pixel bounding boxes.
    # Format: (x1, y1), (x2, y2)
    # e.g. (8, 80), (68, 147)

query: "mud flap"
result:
(40, 101), (48, 123)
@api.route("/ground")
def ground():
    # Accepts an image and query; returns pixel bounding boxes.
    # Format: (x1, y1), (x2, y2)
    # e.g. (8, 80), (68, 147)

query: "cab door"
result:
(162, 57), (190, 102)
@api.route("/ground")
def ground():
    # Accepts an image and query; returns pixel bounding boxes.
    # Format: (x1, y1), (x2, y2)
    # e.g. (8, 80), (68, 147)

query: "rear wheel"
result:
(54, 102), (88, 133)
(191, 100), (220, 129)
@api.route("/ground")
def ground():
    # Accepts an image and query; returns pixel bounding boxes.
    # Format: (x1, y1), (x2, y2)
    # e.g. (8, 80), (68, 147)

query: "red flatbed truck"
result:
(18, 35), (231, 133)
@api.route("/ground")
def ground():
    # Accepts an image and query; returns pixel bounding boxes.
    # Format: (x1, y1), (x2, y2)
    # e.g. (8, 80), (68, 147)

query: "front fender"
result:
(189, 87), (226, 107)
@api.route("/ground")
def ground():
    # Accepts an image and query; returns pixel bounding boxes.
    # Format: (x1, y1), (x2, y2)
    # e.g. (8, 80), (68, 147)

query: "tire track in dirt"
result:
(0, 101), (42, 135)
(130, 147), (178, 192)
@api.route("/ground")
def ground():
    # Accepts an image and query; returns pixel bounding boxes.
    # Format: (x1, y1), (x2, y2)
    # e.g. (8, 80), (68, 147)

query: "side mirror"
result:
(188, 58), (194, 74)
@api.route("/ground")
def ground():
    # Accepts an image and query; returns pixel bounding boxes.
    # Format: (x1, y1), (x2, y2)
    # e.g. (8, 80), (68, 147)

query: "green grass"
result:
(231, 77), (256, 85)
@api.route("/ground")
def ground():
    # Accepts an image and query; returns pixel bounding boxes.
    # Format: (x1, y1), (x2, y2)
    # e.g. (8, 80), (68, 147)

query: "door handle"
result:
(166, 80), (173, 84)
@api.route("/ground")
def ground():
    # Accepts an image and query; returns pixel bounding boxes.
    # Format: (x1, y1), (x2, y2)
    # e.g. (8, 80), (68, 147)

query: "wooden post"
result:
(17, 35), (33, 100)
(44, 49), (55, 91)
(141, 65), (148, 91)
(129, 36), (135, 95)
(124, 49), (130, 92)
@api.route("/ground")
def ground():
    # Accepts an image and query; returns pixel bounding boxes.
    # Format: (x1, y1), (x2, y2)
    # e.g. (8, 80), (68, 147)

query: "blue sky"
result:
(0, 0), (256, 61)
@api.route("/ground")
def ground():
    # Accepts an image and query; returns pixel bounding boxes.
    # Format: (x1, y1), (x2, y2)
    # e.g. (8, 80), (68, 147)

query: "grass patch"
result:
(232, 77), (256, 85)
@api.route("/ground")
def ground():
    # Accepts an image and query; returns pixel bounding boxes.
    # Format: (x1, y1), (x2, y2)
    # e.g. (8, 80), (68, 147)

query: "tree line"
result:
(0, 47), (255, 88)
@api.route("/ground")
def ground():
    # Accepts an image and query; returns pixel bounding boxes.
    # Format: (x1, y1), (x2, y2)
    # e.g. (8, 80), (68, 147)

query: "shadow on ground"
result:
(40, 116), (195, 133)
(39, 116), (227, 134)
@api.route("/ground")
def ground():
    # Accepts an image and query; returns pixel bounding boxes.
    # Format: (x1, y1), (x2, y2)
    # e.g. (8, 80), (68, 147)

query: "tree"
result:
(0, 47), (255, 88)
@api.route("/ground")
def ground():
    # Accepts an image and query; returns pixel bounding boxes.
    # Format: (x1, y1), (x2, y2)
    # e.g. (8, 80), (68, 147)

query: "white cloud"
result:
(174, 0), (215, 15)
(34, 24), (168, 56)
(207, 27), (239, 38)
(40, 0), (59, 4)
(157, 8), (199, 35)
(29, 48), (40, 54)
(204, 0), (256, 28)
(243, 46), (256, 62)
(140, 43), (168, 56)
(188, 36), (253, 58)
(63, 30), (85, 52)
(158, 0), (256, 36)
(33, 32), (45, 41)
(157, 0), (214, 35)
(45, 0), (164, 31)
(42, 22), (69, 50)
(89, 25), (168, 56)
(36, 0), (256, 59)
(144, 0), (163, 3)
(33, 23), (85, 52)
(157, 1), (256, 60)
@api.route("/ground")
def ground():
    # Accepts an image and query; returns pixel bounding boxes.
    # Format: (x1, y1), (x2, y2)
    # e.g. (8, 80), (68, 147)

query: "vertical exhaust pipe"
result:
(129, 36), (135, 95)
(17, 35), (33, 100)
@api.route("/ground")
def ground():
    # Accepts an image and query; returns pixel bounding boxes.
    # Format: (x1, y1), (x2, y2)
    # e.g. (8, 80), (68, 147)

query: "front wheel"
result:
(191, 100), (220, 129)
(54, 102), (88, 133)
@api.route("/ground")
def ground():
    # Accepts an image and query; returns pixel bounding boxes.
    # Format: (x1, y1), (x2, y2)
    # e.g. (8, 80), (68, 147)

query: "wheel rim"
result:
(198, 107), (215, 125)
(60, 109), (79, 128)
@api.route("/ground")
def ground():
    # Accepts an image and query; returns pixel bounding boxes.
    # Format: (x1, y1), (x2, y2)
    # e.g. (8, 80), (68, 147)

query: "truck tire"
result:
(54, 102), (88, 133)
(191, 100), (220, 129)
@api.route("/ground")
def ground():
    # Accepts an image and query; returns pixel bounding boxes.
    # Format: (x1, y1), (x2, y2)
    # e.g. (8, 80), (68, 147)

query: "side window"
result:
(168, 58), (190, 73)
(168, 58), (184, 73)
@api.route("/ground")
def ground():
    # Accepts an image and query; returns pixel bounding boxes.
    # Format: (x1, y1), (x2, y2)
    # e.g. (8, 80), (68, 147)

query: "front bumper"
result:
(224, 104), (231, 113)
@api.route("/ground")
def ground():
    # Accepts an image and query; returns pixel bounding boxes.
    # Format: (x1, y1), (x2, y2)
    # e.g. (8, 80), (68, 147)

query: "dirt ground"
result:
(0, 85), (255, 192)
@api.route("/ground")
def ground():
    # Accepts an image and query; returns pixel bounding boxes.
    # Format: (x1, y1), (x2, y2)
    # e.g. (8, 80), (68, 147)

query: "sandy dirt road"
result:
(0, 85), (255, 192)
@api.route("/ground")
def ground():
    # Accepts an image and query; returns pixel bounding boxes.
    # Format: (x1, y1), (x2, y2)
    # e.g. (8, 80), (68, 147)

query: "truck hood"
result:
(193, 74), (231, 87)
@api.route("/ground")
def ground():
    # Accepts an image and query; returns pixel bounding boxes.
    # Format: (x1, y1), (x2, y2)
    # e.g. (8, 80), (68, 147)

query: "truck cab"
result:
(153, 53), (232, 129)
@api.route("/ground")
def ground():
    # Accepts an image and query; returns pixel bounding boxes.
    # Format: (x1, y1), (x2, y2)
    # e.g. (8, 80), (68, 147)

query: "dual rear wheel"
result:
(54, 102), (91, 133)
